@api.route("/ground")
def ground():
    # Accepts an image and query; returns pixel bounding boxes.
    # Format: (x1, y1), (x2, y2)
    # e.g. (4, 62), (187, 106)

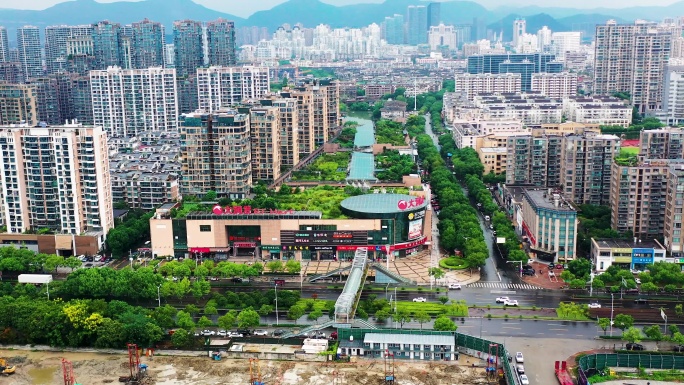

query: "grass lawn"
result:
(396, 301), (468, 317)
(293, 299), (334, 312)
(439, 257), (468, 270)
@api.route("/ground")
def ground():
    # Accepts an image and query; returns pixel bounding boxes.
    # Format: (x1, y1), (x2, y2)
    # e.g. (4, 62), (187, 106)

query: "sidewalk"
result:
(520, 260), (566, 290)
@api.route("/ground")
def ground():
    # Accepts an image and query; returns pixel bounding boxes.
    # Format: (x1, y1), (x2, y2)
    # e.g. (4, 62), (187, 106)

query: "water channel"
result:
(344, 111), (377, 181)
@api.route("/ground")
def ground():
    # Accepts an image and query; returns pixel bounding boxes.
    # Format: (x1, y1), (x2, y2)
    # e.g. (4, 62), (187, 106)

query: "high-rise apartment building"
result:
(594, 20), (673, 114)
(249, 106), (281, 182)
(270, 97), (299, 169)
(513, 18), (526, 48)
(0, 84), (37, 125)
(427, 2), (441, 27)
(530, 72), (578, 99)
(324, 79), (341, 136)
(0, 27), (10, 62)
(0, 62), (23, 84)
(92, 21), (123, 70)
(173, 20), (204, 77)
(44, 25), (93, 74)
(664, 163), (684, 258)
(16, 26), (42, 81)
(196, 66), (270, 111)
(90, 66), (178, 137)
(407, 5), (428, 45)
(639, 127), (684, 160)
(455, 73), (522, 101)
(30, 77), (60, 125)
(206, 18), (237, 66)
(180, 111), (252, 199)
(550, 31), (581, 61)
(289, 88), (315, 157)
(660, 60), (684, 126)
(382, 14), (404, 45)
(0, 123), (113, 239)
(130, 18), (166, 69)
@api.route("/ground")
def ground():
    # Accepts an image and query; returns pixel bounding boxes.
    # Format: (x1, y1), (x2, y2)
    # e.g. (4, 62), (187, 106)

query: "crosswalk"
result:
(466, 282), (543, 290)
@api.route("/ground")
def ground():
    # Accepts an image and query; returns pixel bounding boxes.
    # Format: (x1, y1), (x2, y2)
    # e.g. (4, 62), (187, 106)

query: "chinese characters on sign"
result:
(397, 196), (426, 211)
(213, 205), (295, 215)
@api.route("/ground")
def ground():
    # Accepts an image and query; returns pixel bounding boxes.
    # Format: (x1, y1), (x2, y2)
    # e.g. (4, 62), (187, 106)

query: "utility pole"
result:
(275, 281), (279, 326)
(610, 293), (614, 337)
(157, 284), (162, 307)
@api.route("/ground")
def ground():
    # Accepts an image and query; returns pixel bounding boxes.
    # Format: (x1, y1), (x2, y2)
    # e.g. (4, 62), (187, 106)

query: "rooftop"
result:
(341, 193), (426, 215)
(593, 238), (666, 250)
(364, 333), (454, 346)
(524, 189), (576, 212)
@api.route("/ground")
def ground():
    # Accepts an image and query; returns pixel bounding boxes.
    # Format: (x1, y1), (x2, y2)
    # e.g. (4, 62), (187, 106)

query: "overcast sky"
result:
(1, 0), (680, 18)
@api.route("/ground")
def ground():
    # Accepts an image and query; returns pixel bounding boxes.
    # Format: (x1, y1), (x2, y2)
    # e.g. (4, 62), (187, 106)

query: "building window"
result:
(200, 225), (211, 232)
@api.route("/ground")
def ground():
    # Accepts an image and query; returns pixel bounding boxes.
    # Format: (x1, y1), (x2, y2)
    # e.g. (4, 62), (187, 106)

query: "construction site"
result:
(1, 346), (493, 385)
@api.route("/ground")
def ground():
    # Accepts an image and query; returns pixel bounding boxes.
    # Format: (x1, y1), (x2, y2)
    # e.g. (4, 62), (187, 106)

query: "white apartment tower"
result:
(17, 26), (43, 81)
(0, 123), (113, 240)
(513, 18), (526, 48)
(594, 20), (673, 114)
(196, 66), (270, 111)
(0, 27), (9, 62)
(90, 66), (178, 137)
(537, 26), (552, 52)
(531, 72), (578, 99)
(44, 25), (94, 74)
(550, 32), (581, 61)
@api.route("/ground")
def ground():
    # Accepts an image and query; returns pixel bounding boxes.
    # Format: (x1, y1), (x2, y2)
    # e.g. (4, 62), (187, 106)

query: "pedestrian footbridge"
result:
(333, 247), (369, 325)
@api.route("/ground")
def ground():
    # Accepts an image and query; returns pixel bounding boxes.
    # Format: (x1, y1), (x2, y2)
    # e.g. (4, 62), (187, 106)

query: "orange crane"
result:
(62, 358), (75, 385)
(249, 358), (265, 385)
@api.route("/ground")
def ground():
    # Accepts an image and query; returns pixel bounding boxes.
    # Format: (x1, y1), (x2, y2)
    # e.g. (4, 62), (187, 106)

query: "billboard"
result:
(408, 219), (423, 240)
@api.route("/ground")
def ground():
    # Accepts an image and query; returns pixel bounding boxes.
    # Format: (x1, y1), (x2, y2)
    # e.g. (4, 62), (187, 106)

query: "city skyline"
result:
(2, 0), (683, 18)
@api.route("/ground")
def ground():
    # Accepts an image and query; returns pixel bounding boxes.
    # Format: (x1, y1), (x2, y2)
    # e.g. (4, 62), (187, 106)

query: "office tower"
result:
(664, 163), (684, 258)
(173, 20), (204, 77)
(250, 106), (281, 182)
(0, 27), (9, 62)
(513, 18), (526, 48)
(427, 3), (441, 27)
(44, 25), (93, 74)
(428, 24), (457, 51)
(407, 5), (428, 45)
(16, 26), (42, 81)
(594, 20), (672, 114)
(639, 128), (684, 160)
(550, 32), (581, 61)
(0, 84), (37, 125)
(467, 53), (562, 91)
(471, 17), (487, 42)
(92, 21), (123, 69)
(382, 14), (405, 45)
(206, 18), (237, 66)
(197, 66), (270, 111)
(90, 66), (178, 137)
(179, 111), (252, 199)
(560, 132), (620, 205)
(0, 123), (113, 236)
(271, 97), (299, 169)
(130, 18), (166, 69)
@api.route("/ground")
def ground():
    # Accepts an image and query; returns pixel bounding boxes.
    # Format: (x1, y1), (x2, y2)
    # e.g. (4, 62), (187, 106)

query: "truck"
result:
(554, 361), (573, 385)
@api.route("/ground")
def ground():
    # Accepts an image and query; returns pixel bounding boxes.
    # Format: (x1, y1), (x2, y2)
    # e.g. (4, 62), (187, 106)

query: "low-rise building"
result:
(472, 93), (563, 126)
(337, 328), (456, 361)
(591, 238), (667, 272)
(563, 96), (632, 127)
(530, 72), (578, 99)
(380, 100), (408, 122)
(454, 73), (522, 101)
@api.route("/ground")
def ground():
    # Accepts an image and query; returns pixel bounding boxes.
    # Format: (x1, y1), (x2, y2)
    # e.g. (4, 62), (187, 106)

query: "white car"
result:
(635, 278), (641, 284)
(516, 364), (525, 374)
(519, 374), (529, 385)
(200, 329), (215, 336)
(253, 329), (269, 336)
(503, 299), (519, 307)
(228, 332), (244, 338)
(588, 302), (601, 309)
(495, 296), (510, 303)
(516, 352), (524, 363)
(413, 297), (427, 302)
(448, 283), (462, 290)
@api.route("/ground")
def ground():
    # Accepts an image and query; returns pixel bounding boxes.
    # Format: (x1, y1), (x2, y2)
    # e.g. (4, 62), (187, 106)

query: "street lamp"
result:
(157, 284), (162, 308)
(129, 257), (133, 269)
(275, 281), (279, 326)
(610, 293), (615, 337)
(507, 260), (522, 278)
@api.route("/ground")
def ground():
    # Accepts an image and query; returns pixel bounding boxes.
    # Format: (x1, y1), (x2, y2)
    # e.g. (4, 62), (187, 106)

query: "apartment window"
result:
(199, 225), (211, 232)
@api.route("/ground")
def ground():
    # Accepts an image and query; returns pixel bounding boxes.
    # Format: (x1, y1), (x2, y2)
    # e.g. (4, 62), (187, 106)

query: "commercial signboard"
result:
(408, 219), (423, 240)
(280, 230), (368, 246)
(213, 205), (295, 215)
(397, 196), (426, 211)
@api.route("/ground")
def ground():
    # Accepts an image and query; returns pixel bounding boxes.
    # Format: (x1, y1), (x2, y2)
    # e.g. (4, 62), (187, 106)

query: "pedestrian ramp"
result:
(466, 282), (543, 290)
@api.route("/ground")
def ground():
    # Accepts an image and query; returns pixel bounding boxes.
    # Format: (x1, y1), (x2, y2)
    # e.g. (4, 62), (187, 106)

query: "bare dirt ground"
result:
(1, 349), (491, 385)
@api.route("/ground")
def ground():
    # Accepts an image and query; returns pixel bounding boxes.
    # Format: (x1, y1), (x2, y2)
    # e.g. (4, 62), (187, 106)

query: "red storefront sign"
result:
(397, 196), (426, 211)
(213, 205), (295, 215)
(337, 246), (362, 251)
(521, 221), (536, 246)
(190, 247), (211, 253)
(386, 237), (427, 252)
(234, 242), (257, 248)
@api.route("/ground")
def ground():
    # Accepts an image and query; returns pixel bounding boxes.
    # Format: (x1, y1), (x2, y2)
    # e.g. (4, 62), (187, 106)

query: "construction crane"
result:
(384, 350), (395, 385)
(120, 343), (148, 384)
(249, 358), (265, 385)
(62, 358), (76, 385)
(0, 358), (16, 375)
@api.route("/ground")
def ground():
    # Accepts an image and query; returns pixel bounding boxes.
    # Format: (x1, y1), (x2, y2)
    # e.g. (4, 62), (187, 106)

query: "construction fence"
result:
(577, 352), (684, 385)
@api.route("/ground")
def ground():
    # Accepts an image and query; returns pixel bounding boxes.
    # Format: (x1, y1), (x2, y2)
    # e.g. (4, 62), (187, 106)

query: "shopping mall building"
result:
(150, 193), (431, 261)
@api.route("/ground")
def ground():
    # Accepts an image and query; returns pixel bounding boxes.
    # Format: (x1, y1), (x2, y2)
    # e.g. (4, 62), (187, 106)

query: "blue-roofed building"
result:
(467, 53), (562, 91)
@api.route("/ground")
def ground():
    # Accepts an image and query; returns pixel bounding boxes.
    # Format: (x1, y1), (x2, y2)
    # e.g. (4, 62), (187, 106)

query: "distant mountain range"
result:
(0, 0), (679, 40)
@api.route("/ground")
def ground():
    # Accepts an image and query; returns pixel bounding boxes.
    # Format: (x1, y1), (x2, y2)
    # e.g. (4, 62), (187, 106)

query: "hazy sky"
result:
(1, 0), (681, 17)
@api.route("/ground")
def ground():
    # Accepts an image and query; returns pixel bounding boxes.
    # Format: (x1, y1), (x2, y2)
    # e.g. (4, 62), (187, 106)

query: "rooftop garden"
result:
(614, 147), (639, 166)
(333, 121), (357, 149)
(375, 149), (416, 181)
(375, 119), (407, 146)
(291, 152), (351, 181)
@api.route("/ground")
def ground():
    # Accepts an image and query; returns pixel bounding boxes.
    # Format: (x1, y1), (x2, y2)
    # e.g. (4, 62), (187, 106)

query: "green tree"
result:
(598, 317), (611, 335)
(622, 327), (643, 344)
(184, 304), (200, 315)
(176, 310), (195, 330)
(63, 256), (82, 272)
(151, 305), (177, 329)
(676, 304), (683, 316)
(203, 190), (217, 201)
(568, 258), (591, 280)
(308, 309), (323, 321)
(414, 310), (431, 330)
(428, 267), (445, 281)
(287, 305), (306, 324)
(266, 260), (284, 273)
(672, 332), (684, 345)
(44, 255), (64, 272)
(258, 304), (274, 316)
(171, 328), (192, 348)
(285, 259), (301, 274)
(204, 303), (218, 316)
(392, 308), (412, 329)
(643, 325), (664, 341)
(433, 315), (457, 331)
(438, 296), (449, 305)
(237, 307), (261, 328)
(375, 309), (391, 323)
(614, 314), (634, 332)
(640, 282), (658, 293)
(217, 310), (237, 329)
(197, 316), (213, 328)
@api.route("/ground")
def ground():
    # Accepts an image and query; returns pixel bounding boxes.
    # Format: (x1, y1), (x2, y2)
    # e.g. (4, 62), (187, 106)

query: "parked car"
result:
(489, 224), (494, 230)
(635, 278), (641, 284)
(503, 299), (519, 307)
(484, 215), (490, 221)
(217, 330), (227, 337)
(626, 288), (640, 294)
(228, 331), (244, 338)
(200, 330), (215, 336)
(495, 296), (510, 303)
(626, 343), (645, 351)
(555, 264), (563, 269)
(515, 352), (524, 363)
(231, 277), (243, 283)
(413, 297), (427, 302)
(330, 331), (338, 340)
(519, 374), (530, 385)
(588, 302), (601, 309)
(634, 298), (649, 304)
(673, 345), (684, 352)
(522, 270), (535, 277)
(516, 364), (525, 374)
(273, 329), (286, 336)
(448, 283), (462, 290)
(548, 264), (555, 270)
(237, 329), (253, 336)
(253, 330), (269, 336)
